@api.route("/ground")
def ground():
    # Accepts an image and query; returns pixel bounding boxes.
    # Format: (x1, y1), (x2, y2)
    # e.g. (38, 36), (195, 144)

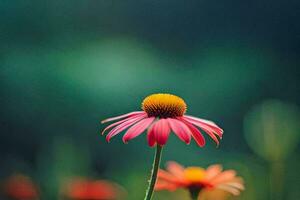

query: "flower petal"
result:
(184, 115), (223, 137)
(147, 125), (156, 147)
(155, 169), (186, 191)
(155, 181), (179, 191)
(157, 169), (181, 183)
(122, 117), (155, 143)
(185, 115), (218, 126)
(101, 114), (146, 135)
(166, 161), (185, 178)
(221, 181), (245, 190)
(167, 118), (191, 144)
(216, 185), (241, 195)
(183, 117), (220, 146)
(153, 119), (171, 146)
(204, 164), (223, 181)
(210, 170), (237, 185)
(101, 111), (145, 123)
(199, 123), (223, 139)
(180, 118), (205, 147)
(105, 115), (146, 142)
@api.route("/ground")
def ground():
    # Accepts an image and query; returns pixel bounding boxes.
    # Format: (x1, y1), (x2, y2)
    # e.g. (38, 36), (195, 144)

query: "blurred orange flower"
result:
(155, 161), (244, 199)
(3, 174), (39, 200)
(61, 178), (123, 200)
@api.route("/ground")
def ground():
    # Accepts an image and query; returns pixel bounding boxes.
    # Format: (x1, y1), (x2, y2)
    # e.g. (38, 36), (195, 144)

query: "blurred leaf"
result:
(244, 100), (300, 161)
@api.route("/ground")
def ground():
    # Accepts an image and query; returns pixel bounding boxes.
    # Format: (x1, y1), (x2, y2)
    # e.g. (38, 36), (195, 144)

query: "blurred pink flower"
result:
(101, 93), (223, 147)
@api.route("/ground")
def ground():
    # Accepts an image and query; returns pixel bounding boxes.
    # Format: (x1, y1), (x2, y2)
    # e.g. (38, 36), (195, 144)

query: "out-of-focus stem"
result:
(270, 161), (284, 200)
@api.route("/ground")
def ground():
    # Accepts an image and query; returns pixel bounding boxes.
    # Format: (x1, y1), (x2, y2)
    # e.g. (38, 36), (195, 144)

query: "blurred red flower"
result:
(3, 174), (39, 200)
(61, 178), (122, 200)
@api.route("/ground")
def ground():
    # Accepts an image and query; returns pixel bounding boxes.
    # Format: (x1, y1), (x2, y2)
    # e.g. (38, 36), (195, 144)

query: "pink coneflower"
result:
(101, 93), (224, 200)
(155, 161), (244, 200)
(101, 93), (223, 147)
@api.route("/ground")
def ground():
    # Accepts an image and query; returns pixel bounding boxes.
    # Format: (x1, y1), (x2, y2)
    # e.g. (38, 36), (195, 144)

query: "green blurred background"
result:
(1, 1), (300, 200)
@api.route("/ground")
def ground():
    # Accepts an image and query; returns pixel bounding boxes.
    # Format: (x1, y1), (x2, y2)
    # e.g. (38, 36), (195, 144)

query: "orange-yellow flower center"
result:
(183, 167), (206, 183)
(142, 93), (187, 118)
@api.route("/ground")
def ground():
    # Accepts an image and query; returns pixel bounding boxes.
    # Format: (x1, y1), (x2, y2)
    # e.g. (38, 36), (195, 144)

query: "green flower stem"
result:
(270, 161), (284, 200)
(144, 145), (163, 200)
(189, 187), (201, 200)
(190, 193), (199, 200)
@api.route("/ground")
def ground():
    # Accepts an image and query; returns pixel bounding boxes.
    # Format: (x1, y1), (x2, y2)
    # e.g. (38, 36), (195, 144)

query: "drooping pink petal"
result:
(197, 122), (223, 138)
(101, 114), (147, 135)
(201, 127), (220, 145)
(185, 115), (218, 126)
(147, 124), (156, 147)
(153, 119), (171, 146)
(166, 161), (185, 178)
(182, 116), (223, 143)
(101, 111), (145, 123)
(184, 115), (223, 137)
(105, 115), (147, 142)
(183, 117), (220, 146)
(122, 117), (155, 143)
(167, 118), (191, 144)
(180, 118), (205, 147)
